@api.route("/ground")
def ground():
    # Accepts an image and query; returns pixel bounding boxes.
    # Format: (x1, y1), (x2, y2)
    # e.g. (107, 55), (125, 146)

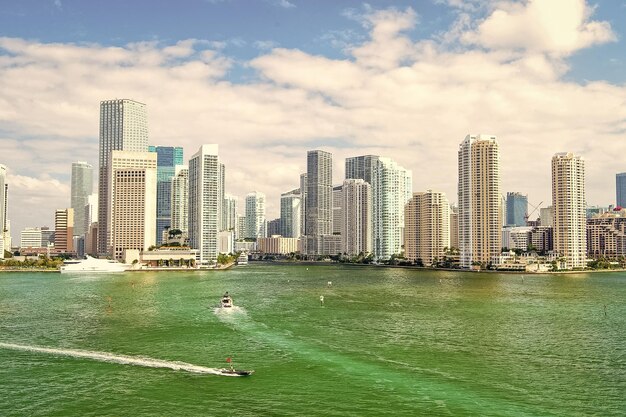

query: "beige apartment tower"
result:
(341, 179), (372, 257)
(404, 191), (450, 266)
(109, 150), (157, 260)
(458, 134), (501, 269)
(552, 152), (586, 269)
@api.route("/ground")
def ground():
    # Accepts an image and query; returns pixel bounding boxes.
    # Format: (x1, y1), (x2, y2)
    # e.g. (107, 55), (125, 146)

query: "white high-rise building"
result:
(71, 162), (93, 237)
(171, 165), (189, 234)
(20, 227), (43, 249)
(341, 179), (372, 256)
(222, 194), (237, 232)
(98, 99), (148, 255)
(109, 151), (157, 260)
(552, 152), (586, 269)
(540, 206), (554, 227)
(280, 190), (301, 239)
(333, 185), (343, 236)
(404, 190), (450, 266)
(245, 191), (266, 239)
(346, 155), (412, 260)
(235, 214), (246, 240)
(458, 134), (501, 269)
(305, 150), (333, 255)
(189, 145), (221, 266)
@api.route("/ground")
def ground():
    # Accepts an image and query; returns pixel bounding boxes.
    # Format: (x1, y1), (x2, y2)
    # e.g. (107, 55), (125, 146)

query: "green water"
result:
(0, 264), (624, 416)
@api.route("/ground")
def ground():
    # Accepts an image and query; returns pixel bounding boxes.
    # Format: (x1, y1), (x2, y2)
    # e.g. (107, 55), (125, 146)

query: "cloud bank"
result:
(0, 0), (624, 242)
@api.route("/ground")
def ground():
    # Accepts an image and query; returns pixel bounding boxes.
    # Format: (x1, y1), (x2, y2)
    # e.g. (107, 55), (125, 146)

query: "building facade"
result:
(506, 192), (528, 226)
(617, 173), (626, 208)
(170, 165), (189, 234)
(54, 208), (75, 254)
(341, 179), (372, 257)
(587, 209), (626, 259)
(222, 194), (237, 232)
(458, 134), (501, 269)
(305, 150), (332, 255)
(98, 99), (148, 255)
(345, 155), (412, 261)
(148, 146), (183, 244)
(0, 164), (7, 257)
(404, 190), (450, 266)
(245, 191), (266, 239)
(189, 145), (221, 266)
(280, 190), (301, 239)
(552, 152), (586, 269)
(71, 161), (93, 237)
(449, 205), (459, 249)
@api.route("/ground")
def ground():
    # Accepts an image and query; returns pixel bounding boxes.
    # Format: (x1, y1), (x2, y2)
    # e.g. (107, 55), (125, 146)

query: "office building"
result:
(222, 194), (237, 232)
(20, 227), (43, 249)
(617, 173), (626, 207)
(0, 164), (7, 257)
(54, 208), (74, 254)
(305, 150), (332, 255)
(345, 155), (412, 261)
(245, 191), (266, 239)
(458, 134), (501, 269)
(189, 145), (221, 266)
(171, 165), (189, 234)
(110, 151), (157, 260)
(149, 146), (183, 244)
(341, 179), (372, 257)
(540, 206), (554, 227)
(280, 189), (301, 239)
(552, 152), (586, 269)
(70, 162), (93, 237)
(404, 190), (450, 266)
(449, 205), (459, 249)
(506, 192), (528, 226)
(97, 99), (148, 254)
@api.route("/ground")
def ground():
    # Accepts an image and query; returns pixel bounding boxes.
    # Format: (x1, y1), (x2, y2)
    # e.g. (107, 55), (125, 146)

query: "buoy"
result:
(320, 295), (324, 305)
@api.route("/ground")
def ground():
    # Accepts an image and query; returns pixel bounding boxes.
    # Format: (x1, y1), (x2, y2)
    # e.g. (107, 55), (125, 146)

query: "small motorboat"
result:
(216, 368), (254, 377)
(218, 357), (253, 376)
(220, 292), (233, 308)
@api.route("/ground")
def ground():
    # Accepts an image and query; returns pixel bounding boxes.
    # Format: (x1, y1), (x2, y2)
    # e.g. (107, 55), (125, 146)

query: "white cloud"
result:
(462, 0), (616, 55)
(0, 2), (625, 243)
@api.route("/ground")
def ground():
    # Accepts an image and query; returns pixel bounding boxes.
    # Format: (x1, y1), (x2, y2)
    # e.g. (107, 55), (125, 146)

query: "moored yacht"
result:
(60, 256), (130, 273)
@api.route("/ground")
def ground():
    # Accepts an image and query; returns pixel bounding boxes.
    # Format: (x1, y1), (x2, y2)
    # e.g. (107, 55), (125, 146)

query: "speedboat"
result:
(216, 368), (254, 377)
(220, 292), (233, 308)
(60, 256), (130, 273)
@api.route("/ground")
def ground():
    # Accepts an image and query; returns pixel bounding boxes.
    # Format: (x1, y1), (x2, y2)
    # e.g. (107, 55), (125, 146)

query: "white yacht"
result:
(60, 256), (130, 273)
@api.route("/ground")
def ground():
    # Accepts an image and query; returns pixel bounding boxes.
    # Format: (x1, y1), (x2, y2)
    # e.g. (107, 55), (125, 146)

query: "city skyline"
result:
(1, 0), (625, 240)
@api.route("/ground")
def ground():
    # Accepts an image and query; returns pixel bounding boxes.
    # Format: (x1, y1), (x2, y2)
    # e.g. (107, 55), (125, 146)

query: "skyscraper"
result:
(345, 155), (412, 260)
(341, 179), (372, 256)
(617, 173), (626, 207)
(280, 189), (301, 238)
(332, 185), (343, 236)
(222, 194), (237, 232)
(189, 145), (221, 266)
(299, 173), (307, 237)
(245, 191), (266, 239)
(71, 162), (93, 237)
(404, 191), (450, 266)
(97, 99), (148, 255)
(149, 146), (183, 244)
(552, 152), (586, 269)
(170, 165), (189, 234)
(458, 134), (501, 269)
(506, 192), (528, 226)
(109, 151), (157, 260)
(305, 150), (332, 255)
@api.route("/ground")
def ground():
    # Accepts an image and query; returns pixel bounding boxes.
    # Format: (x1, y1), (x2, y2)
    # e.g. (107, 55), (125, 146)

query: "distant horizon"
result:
(1, 0), (625, 241)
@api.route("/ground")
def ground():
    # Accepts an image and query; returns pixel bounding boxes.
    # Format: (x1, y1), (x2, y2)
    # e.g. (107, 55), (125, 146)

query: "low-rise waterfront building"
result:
(586, 208), (626, 259)
(257, 235), (300, 255)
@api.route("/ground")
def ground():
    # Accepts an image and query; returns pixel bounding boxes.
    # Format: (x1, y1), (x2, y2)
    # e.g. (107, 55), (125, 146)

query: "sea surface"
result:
(0, 264), (624, 416)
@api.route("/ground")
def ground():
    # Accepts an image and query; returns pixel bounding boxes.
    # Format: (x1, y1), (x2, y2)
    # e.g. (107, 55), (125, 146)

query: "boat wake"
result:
(0, 342), (237, 376)
(213, 305), (247, 316)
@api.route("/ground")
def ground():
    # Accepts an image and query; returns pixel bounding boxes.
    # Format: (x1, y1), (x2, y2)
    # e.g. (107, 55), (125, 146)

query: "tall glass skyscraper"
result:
(98, 99), (148, 255)
(149, 146), (184, 244)
(71, 161), (93, 237)
(506, 192), (528, 226)
(245, 191), (266, 239)
(617, 173), (626, 207)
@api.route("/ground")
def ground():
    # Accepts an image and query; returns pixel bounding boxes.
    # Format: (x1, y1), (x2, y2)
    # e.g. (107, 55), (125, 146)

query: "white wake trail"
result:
(0, 342), (235, 376)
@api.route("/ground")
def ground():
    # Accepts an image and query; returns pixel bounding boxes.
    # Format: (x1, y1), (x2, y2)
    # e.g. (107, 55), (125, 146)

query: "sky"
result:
(0, 0), (625, 243)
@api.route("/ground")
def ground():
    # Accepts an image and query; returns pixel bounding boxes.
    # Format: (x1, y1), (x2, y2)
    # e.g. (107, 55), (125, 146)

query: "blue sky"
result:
(0, 0), (625, 240)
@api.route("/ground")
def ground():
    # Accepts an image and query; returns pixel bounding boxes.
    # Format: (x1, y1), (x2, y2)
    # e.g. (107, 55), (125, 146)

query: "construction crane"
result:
(525, 201), (543, 224)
